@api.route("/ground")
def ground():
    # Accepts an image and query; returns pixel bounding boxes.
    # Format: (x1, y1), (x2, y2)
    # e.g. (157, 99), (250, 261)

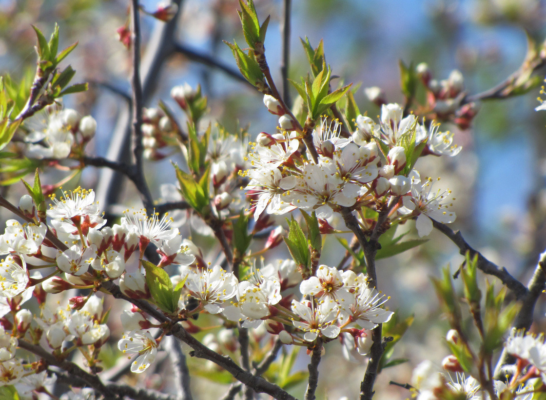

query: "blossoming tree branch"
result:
(0, 1), (545, 399)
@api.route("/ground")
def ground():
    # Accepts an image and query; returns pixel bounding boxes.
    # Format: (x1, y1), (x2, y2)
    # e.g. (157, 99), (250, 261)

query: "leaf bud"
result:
(79, 116), (97, 138)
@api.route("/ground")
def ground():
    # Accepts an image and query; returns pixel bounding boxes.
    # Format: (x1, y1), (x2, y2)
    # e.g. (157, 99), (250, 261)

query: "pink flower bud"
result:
(69, 296), (87, 310)
(318, 218), (335, 234)
(265, 226), (284, 250)
(263, 95), (284, 115)
(42, 277), (73, 294)
(265, 320), (284, 335)
(116, 24), (131, 49)
(151, 2), (179, 22)
(442, 355), (463, 372)
(16, 309), (31, 333)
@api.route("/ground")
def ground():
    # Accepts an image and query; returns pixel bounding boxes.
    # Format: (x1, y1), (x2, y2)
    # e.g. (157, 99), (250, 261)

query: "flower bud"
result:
(279, 330), (293, 344)
(448, 70), (464, 95)
(442, 355), (463, 372)
(320, 140), (335, 159)
(171, 83), (194, 109)
(159, 116), (173, 132)
(416, 63), (431, 85)
(388, 146), (407, 172)
(263, 95), (284, 115)
(379, 165), (394, 179)
(69, 296), (87, 311)
(87, 228), (103, 248)
(16, 309), (32, 333)
(364, 86), (385, 106)
(124, 232), (140, 261)
(278, 115), (294, 130)
(446, 329), (459, 345)
(389, 176), (410, 196)
(354, 115), (375, 145)
(214, 193), (232, 210)
(120, 270), (148, 298)
(112, 225), (127, 252)
(143, 136), (157, 149)
(144, 108), (161, 123)
(79, 116), (97, 138)
(374, 177), (391, 197)
(212, 161), (229, 187)
(265, 320), (284, 335)
(117, 24), (131, 49)
(356, 333), (373, 356)
(105, 257), (125, 279)
(257, 132), (276, 147)
(318, 218), (335, 234)
(265, 226), (284, 250)
(218, 328), (238, 352)
(18, 195), (34, 217)
(62, 109), (79, 128)
(46, 325), (67, 349)
(42, 277), (73, 294)
(151, 2), (179, 22)
(33, 284), (47, 305)
(363, 142), (379, 161)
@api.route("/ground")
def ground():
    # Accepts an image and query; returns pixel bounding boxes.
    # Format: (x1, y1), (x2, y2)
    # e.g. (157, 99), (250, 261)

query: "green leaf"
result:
(431, 266), (462, 323)
(259, 15), (270, 43)
(399, 60), (417, 99)
(32, 25), (50, 62)
(336, 236), (364, 267)
(447, 341), (474, 373)
(173, 164), (209, 213)
(382, 358), (409, 369)
(224, 41), (264, 86)
(238, 0), (260, 48)
(58, 83), (88, 97)
(375, 239), (428, 260)
(52, 66), (76, 92)
(48, 23), (60, 59)
(142, 260), (175, 313)
(55, 42), (78, 65)
(289, 79), (307, 101)
(321, 84), (352, 105)
(0, 385), (19, 400)
(0, 119), (21, 151)
(172, 274), (188, 313)
(461, 252), (481, 305)
(300, 38), (325, 77)
(300, 210), (321, 254)
(345, 90), (360, 131)
(284, 217), (310, 272)
(192, 368), (235, 384)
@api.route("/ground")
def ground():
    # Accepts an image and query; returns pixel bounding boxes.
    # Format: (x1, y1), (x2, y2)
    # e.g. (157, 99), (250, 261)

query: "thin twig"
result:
(221, 384), (242, 400)
(155, 201), (191, 215)
(254, 338), (283, 376)
(165, 336), (193, 400)
(89, 80), (132, 103)
(101, 281), (296, 400)
(210, 219), (234, 268)
(336, 237), (360, 270)
(432, 219), (528, 300)
(389, 381), (414, 390)
(280, 0), (291, 108)
(173, 42), (253, 87)
(305, 338), (322, 400)
(238, 327), (254, 400)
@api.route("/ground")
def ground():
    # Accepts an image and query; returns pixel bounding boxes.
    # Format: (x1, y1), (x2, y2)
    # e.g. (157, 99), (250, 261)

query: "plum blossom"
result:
(185, 265), (238, 313)
(118, 330), (158, 373)
(398, 170), (456, 237)
(0, 256), (29, 298)
(56, 245), (96, 276)
(121, 209), (178, 247)
(300, 265), (352, 306)
(291, 300), (340, 342)
(339, 286), (394, 329)
(47, 188), (105, 231)
(0, 220), (46, 256)
(0, 358), (25, 386)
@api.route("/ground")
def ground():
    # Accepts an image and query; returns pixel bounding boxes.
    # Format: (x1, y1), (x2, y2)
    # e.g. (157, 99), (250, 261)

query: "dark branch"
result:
(89, 80), (132, 103)
(173, 42), (253, 88)
(305, 339), (322, 400)
(165, 336), (193, 400)
(221, 384), (242, 400)
(280, 0), (291, 108)
(254, 338), (283, 376)
(155, 201), (191, 215)
(432, 219), (528, 300)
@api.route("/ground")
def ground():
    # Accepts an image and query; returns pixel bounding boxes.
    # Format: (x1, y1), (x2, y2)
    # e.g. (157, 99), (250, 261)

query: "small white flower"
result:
(339, 286), (394, 330)
(186, 266), (238, 314)
(300, 265), (352, 306)
(118, 330), (158, 374)
(121, 209), (178, 247)
(65, 310), (107, 345)
(398, 170), (456, 237)
(246, 166), (296, 220)
(0, 256), (29, 298)
(47, 188), (104, 230)
(56, 245), (96, 276)
(16, 371), (56, 400)
(158, 234), (196, 268)
(0, 358), (25, 386)
(0, 327), (17, 361)
(447, 374), (480, 399)
(426, 123), (461, 157)
(291, 300), (340, 342)
(0, 220), (46, 256)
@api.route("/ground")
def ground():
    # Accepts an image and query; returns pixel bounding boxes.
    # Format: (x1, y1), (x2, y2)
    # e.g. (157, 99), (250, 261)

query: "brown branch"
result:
(432, 219), (528, 300)
(155, 201), (191, 215)
(254, 338), (283, 376)
(210, 219), (234, 268)
(221, 384), (242, 400)
(101, 281), (296, 400)
(51, 369), (175, 400)
(280, 0), (291, 108)
(165, 336), (193, 400)
(305, 339), (322, 400)
(238, 327), (253, 400)
(18, 340), (117, 399)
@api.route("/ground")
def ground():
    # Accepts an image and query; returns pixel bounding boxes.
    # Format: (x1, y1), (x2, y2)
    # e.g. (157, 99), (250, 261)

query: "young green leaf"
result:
(32, 25), (50, 62)
(142, 260), (176, 313)
(224, 41), (264, 87)
(58, 83), (88, 97)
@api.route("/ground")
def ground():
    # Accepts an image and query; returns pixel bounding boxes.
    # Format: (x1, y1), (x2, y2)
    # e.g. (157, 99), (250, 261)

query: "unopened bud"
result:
(388, 146), (406, 172)
(374, 177), (391, 197)
(79, 116), (97, 138)
(416, 63), (431, 85)
(218, 328), (238, 352)
(446, 329), (459, 345)
(144, 108), (161, 123)
(257, 132), (276, 147)
(171, 83), (194, 109)
(263, 95), (284, 115)
(159, 116), (173, 132)
(121, 310), (147, 331)
(318, 218), (335, 234)
(105, 258), (125, 279)
(442, 355), (463, 372)
(364, 86), (385, 106)
(389, 175), (410, 196)
(46, 325), (67, 349)
(214, 193), (232, 210)
(448, 70), (464, 95)
(120, 270), (148, 299)
(212, 161), (229, 187)
(265, 320), (284, 335)
(265, 226), (284, 250)
(33, 284), (47, 305)
(62, 109), (79, 128)
(278, 115), (294, 130)
(116, 24), (131, 49)
(151, 2), (179, 22)
(16, 309), (32, 333)
(434, 99), (457, 115)
(87, 228), (103, 248)
(82, 294), (103, 317)
(279, 330), (293, 344)
(18, 195), (34, 216)
(69, 296), (87, 311)
(320, 140), (335, 158)
(42, 277), (73, 293)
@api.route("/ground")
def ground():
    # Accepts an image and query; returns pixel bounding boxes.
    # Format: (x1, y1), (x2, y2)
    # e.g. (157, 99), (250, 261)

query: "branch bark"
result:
(432, 219), (528, 300)
(305, 339), (322, 400)
(165, 336), (193, 400)
(280, 0), (291, 108)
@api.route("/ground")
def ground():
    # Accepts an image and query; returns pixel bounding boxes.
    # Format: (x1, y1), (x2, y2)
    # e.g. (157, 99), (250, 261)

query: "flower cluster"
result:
(244, 100), (459, 237)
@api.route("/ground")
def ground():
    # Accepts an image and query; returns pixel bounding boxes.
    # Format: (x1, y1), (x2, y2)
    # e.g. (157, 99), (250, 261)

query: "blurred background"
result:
(1, 0), (546, 398)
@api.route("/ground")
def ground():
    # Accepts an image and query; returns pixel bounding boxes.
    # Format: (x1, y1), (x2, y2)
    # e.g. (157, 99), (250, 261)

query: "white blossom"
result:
(185, 265), (238, 314)
(121, 209), (178, 246)
(118, 330), (158, 373)
(339, 286), (394, 329)
(0, 256), (29, 298)
(290, 300), (340, 342)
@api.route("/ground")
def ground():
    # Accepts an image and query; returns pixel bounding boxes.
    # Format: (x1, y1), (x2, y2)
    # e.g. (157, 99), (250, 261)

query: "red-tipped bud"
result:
(42, 277), (74, 294)
(16, 309), (32, 333)
(263, 95), (285, 116)
(150, 2), (179, 22)
(33, 284), (47, 305)
(0, 318), (13, 331)
(265, 319), (284, 335)
(69, 296), (87, 311)
(265, 226), (284, 250)
(214, 193), (232, 210)
(319, 140), (335, 159)
(256, 132), (277, 147)
(181, 320), (201, 334)
(116, 24), (131, 49)
(318, 218), (335, 234)
(442, 355), (463, 372)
